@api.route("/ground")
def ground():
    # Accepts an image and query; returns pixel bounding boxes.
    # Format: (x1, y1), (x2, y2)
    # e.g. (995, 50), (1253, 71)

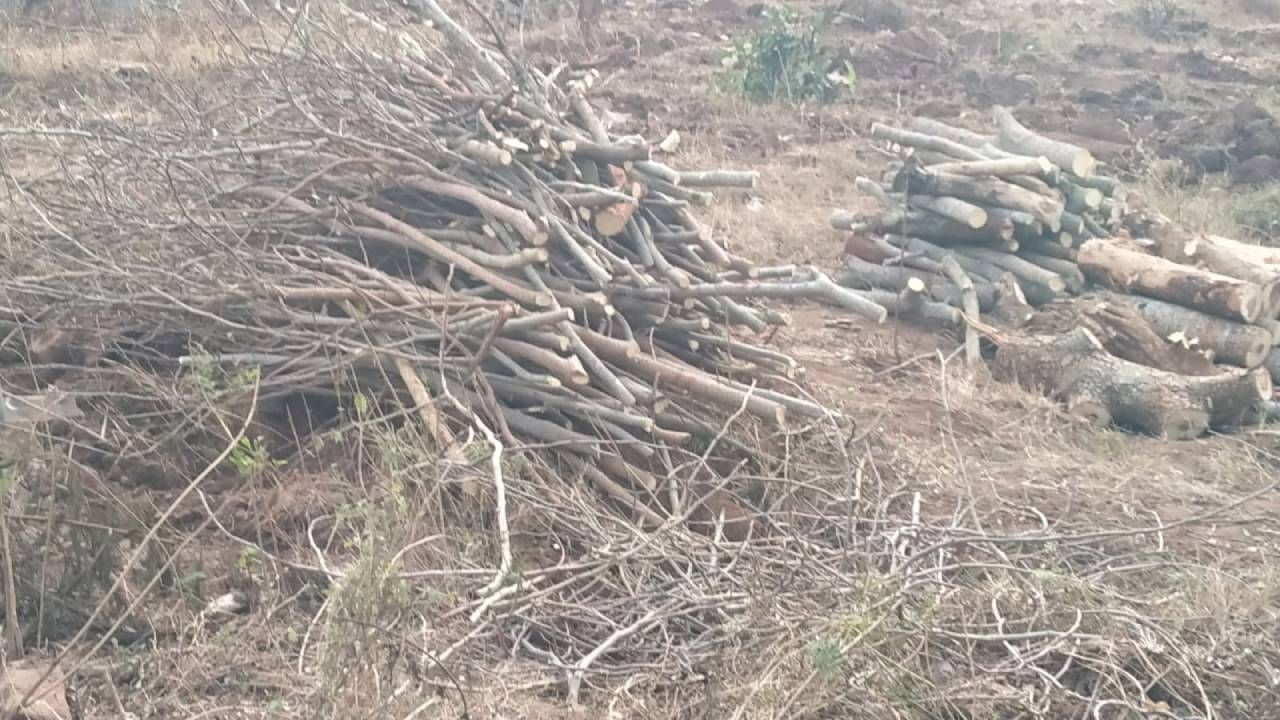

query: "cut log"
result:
(1261, 347), (1280, 385)
(843, 232), (912, 265)
(951, 246), (1067, 294)
(1260, 319), (1280, 346)
(838, 256), (996, 310)
(1149, 222), (1280, 316)
(1018, 236), (1077, 261)
(992, 327), (1270, 438)
(939, 254), (981, 366)
(1243, 399), (1280, 425)
(870, 122), (987, 162)
(1077, 238), (1268, 324)
(883, 235), (1006, 284)
(906, 194), (988, 229)
(988, 272), (1034, 328)
(1073, 173), (1122, 197)
(909, 117), (992, 149)
(993, 106), (1097, 178)
(851, 288), (962, 326)
(928, 156), (1056, 178)
(877, 206), (1016, 248)
(1100, 292), (1272, 369)
(1017, 252), (1086, 293)
(1202, 234), (1280, 268)
(1027, 296), (1217, 376)
(893, 166), (1064, 231)
(1063, 183), (1104, 214)
(897, 277), (927, 316)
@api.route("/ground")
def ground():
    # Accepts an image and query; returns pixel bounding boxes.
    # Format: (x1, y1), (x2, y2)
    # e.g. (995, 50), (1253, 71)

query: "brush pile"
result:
(833, 110), (1280, 438)
(0, 3), (874, 481)
(0, 0), (895, 696)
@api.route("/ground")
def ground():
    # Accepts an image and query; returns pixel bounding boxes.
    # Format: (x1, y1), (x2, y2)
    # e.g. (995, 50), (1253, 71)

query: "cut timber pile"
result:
(0, 3), (867, 535)
(831, 109), (1280, 438)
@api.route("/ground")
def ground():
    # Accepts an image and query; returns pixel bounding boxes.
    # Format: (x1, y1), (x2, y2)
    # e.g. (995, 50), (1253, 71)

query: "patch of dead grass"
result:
(1134, 157), (1280, 242)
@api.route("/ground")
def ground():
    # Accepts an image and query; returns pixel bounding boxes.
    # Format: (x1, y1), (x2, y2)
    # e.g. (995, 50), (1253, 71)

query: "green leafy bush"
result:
(719, 7), (855, 104)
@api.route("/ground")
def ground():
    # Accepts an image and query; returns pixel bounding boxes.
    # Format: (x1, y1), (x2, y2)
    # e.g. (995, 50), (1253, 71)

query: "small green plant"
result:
(226, 435), (284, 478)
(808, 634), (846, 683)
(719, 7), (855, 104)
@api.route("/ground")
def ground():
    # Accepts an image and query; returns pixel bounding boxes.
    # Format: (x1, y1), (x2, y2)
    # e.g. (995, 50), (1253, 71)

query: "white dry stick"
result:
(472, 412), (513, 600)
(567, 608), (661, 704)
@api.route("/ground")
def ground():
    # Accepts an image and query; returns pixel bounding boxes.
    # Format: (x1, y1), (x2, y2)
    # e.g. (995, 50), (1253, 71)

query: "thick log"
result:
(838, 256), (996, 310)
(1265, 347), (1280, 384)
(852, 288), (962, 326)
(1243, 399), (1280, 425)
(951, 246), (1067, 295)
(989, 273), (1034, 328)
(992, 327), (1271, 438)
(928, 156), (1055, 178)
(906, 194), (988, 229)
(940, 254), (981, 366)
(1018, 236), (1077, 261)
(1261, 319), (1280, 346)
(883, 235), (1004, 283)
(1017, 252), (1086, 293)
(1073, 173), (1123, 197)
(1077, 239), (1268, 323)
(870, 122), (987, 162)
(993, 106), (1097, 178)
(1027, 296), (1216, 376)
(1149, 222), (1280, 316)
(1063, 183), (1103, 214)
(909, 117), (992, 148)
(893, 166), (1064, 231)
(1100, 292), (1272, 369)
(877, 207), (1016, 248)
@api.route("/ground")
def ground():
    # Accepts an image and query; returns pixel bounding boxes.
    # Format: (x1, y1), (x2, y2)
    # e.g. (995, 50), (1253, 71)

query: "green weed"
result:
(718, 7), (855, 104)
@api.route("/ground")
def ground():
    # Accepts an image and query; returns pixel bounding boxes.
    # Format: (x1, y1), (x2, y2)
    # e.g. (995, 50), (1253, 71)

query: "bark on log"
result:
(1265, 347), (1280, 385)
(1018, 236), (1077, 261)
(992, 327), (1270, 438)
(989, 273), (1034, 328)
(928, 156), (1055, 178)
(1017, 252), (1086, 293)
(1027, 296), (1217, 376)
(993, 106), (1097, 178)
(957, 244), (1064, 303)
(1074, 173), (1123, 197)
(1100, 292), (1272, 369)
(838, 256), (996, 310)
(1077, 238), (1268, 323)
(909, 117), (992, 149)
(852, 288), (962, 326)
(578, 331), (789, 427)
(1243, 399), (1280, 425)
(877, 207), (1016, 248)
(883, 235), (1001, 282)
(870, 122), (987, 162)
(1149, 223), (1280, 317)
(1063, 183), (1104, 214)
(893, 166), (1064, 231)
(906, 194), (988, 229)
(940, 254), (982, 366)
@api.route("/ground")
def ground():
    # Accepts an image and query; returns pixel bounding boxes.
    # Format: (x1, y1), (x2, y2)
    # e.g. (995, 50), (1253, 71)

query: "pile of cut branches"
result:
(833, 110), (1280, 438)
(0, 0), (889, 703)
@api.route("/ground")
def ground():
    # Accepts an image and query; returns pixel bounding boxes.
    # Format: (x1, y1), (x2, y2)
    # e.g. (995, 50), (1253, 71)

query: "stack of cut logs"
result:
(832, 108), (1280, 439)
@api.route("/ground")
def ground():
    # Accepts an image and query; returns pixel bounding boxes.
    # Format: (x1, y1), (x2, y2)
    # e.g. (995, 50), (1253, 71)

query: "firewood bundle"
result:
(831, 110), (1280, 438)
(0, 2), (871, 522)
